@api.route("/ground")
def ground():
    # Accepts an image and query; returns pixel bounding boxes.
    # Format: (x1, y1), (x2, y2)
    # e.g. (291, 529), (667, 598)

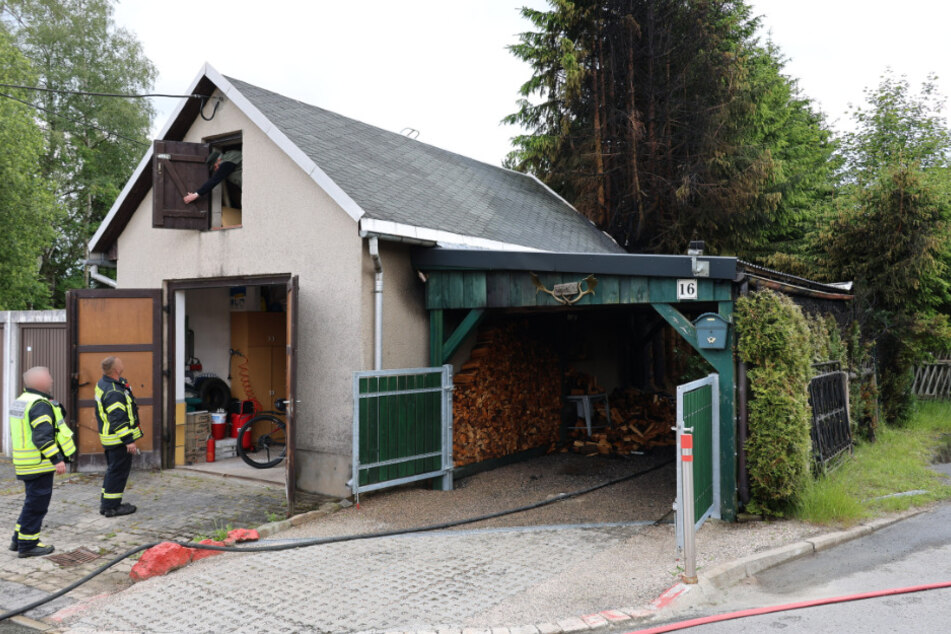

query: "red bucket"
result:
(211, 422), (227, 440)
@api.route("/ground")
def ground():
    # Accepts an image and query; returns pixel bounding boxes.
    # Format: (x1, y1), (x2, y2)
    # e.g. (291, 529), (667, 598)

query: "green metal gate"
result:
(351, 365), (453, 504)
(676, 373), (720, 549)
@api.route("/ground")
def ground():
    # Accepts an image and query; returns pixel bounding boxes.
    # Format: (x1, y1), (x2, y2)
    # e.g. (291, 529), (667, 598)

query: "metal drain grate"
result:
(46, 547), (102, 567)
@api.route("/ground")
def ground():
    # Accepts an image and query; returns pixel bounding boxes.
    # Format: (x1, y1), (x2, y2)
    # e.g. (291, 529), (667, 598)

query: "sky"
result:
(112, 0), (951, 166)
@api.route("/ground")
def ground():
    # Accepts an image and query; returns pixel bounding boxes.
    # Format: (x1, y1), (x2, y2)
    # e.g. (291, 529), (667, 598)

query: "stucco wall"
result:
(114, 90), (368, 496)
(360, 241), (430, 371)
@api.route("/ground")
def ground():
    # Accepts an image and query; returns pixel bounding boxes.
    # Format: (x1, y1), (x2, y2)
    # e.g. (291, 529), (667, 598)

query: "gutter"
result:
(368, 237), (383, 371)
(748, 276), (854, 301)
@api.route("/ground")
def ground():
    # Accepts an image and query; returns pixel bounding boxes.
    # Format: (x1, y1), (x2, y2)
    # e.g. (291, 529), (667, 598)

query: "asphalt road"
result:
(644, 500), (951, 633)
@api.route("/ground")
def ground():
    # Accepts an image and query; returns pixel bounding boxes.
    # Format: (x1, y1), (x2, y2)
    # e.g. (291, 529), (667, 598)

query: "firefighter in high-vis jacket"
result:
(95, 356), (142, 517)
(9, 366), (76, 558)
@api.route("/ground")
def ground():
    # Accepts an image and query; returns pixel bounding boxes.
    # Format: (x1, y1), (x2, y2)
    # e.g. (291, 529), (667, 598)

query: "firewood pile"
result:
(565, 371), (676, 456)
(452, 322), (562, 466)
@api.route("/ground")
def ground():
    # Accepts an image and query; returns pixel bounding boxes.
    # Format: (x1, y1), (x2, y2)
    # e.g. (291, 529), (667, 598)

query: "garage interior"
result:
(173, 281), (289, 485)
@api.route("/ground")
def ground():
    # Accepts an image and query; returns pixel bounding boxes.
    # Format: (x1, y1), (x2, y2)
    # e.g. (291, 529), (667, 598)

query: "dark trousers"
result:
(15, 472), (54, 552)
(101, 445), (132, 511)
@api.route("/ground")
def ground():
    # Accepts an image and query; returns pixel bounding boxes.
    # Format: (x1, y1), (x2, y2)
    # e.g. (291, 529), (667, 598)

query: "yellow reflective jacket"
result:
(10, 390), (74, 478)
(95, 375), (142, 446)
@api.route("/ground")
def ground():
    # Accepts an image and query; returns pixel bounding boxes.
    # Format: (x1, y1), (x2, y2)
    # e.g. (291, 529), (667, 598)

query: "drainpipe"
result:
(88, 264), (118, 288)
(369, 236), (383, 370)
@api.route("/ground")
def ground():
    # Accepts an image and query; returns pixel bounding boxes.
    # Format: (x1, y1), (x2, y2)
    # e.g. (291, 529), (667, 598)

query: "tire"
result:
(198, 377), (231, 412)
(236, 414), (287, 469)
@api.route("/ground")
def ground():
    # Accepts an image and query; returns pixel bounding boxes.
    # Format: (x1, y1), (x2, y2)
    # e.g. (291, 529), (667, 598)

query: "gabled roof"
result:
(89, 63), (622, 255)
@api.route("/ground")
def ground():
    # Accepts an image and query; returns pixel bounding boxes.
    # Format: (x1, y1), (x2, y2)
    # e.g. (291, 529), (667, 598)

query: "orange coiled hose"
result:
(234, 352), (264, 412)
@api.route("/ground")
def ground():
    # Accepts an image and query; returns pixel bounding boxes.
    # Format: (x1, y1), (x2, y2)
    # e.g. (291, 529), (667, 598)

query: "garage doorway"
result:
(166, 275), (298, 513)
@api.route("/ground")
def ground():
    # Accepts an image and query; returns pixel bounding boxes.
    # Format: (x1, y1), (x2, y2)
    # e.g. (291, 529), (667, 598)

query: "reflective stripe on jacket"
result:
(10, 391), (68, 477)
(95, 376), (142, 446)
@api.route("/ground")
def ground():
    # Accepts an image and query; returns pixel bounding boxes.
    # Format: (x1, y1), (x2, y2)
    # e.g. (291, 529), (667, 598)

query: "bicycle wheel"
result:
(236, 414), (287, 469)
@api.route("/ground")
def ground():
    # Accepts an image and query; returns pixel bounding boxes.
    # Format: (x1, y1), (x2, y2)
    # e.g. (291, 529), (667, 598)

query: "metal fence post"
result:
(441, 364), (454, 492)
(681, 430), (698, 584)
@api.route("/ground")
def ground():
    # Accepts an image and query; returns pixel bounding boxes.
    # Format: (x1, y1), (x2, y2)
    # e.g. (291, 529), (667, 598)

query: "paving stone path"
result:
(0, 458), (327, 617)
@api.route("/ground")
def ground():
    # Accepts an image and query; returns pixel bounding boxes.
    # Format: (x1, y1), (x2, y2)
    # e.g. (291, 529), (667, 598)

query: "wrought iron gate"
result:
(351, 365), (453, 504)
(675, 373), (720, 550)
(808, 371), (852, 474)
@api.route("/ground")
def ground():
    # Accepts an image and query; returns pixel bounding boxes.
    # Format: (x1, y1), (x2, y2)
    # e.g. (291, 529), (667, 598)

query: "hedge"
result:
(736, 290), (813, 516)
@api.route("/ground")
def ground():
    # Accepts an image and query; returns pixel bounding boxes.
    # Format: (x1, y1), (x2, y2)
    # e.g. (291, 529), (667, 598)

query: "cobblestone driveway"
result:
(60, 523), (653, 633)
(0, 458), (325, 618)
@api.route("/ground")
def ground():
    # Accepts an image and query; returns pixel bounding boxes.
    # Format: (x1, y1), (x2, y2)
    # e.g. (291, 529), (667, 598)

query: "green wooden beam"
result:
(441, 309), (485, 364)
(427, 270), (733, 310)
(652, 302), (737, 522)
(429, 309), (444, 367)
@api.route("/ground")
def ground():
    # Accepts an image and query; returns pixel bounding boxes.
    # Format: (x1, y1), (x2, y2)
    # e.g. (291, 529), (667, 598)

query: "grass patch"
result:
(195, 521), (233, 543)
(795, 400), (951, 526)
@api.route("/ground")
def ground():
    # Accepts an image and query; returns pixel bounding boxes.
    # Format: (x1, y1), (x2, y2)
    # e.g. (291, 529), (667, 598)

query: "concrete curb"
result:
(698, 509), (925, 590)
(256, 500), (346, 538)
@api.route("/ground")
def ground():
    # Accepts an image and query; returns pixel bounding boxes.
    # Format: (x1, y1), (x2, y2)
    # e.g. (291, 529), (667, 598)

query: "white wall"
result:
(184, 288), (232, 383)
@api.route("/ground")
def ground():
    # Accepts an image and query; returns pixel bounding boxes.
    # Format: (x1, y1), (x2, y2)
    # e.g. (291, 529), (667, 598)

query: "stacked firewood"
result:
(566, 374), (676, 456)
(452, 322), (562, 466)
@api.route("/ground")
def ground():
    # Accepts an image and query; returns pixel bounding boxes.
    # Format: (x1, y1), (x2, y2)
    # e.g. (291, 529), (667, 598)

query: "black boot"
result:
(8, 533), (17, 552)
(18, 543), (54, 558)
(102, 503), (136, 518)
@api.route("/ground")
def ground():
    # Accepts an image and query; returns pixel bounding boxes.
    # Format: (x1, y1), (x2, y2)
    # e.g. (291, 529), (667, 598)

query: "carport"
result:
(412, 249), (739, 521)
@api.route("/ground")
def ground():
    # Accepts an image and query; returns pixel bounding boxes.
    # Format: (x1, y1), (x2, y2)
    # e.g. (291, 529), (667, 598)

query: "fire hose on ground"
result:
(1, 459), (674, 623)
(630, 580), (951, 633)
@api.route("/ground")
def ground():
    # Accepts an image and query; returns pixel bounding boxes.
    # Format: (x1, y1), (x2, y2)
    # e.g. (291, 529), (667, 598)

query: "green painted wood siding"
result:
(425, 271), (731, 310)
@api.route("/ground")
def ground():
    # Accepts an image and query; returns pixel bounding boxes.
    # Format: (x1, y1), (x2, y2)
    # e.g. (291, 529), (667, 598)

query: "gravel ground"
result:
(342, 450), (680, 532)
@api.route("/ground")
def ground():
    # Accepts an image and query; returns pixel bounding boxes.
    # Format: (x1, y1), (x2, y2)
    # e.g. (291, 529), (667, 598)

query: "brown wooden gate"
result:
(66, 289), (163, 470)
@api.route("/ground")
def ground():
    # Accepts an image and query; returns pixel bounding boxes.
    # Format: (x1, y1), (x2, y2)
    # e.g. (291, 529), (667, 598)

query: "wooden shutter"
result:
(152, 140), (211, 230)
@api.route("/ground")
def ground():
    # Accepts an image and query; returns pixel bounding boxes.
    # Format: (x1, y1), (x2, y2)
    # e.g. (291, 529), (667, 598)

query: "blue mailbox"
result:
(694, 313), (729, 350)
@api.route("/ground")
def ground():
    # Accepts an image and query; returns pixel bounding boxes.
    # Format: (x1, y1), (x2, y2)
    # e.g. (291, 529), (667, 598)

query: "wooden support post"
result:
(429, 309), (444, 368)
(652, 302), (737, 522)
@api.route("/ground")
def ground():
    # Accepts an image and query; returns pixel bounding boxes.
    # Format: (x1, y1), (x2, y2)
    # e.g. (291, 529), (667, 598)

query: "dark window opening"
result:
(203, 132), (243, 229)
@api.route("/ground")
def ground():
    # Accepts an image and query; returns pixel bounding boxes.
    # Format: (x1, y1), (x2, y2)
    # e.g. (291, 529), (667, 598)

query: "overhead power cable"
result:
(0, 91), (148, 146)
(0, 82), (216, 101)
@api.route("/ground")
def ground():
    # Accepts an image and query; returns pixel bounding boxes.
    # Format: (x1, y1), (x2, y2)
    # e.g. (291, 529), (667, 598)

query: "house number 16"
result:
(677, 279), (698, 300)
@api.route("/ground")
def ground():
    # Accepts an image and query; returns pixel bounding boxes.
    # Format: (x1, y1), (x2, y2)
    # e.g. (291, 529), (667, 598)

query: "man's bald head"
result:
(23, 366), (53, 394)
(102, 356), (124, 379)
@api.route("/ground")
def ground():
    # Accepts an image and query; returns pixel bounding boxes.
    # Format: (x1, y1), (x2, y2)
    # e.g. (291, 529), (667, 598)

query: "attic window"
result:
(151, 133), (243, 231)
(204, 132), (243, 229)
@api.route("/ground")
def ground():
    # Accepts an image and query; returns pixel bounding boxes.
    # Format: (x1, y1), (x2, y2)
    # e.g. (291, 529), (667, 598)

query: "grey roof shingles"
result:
(226, 77), (622, 254)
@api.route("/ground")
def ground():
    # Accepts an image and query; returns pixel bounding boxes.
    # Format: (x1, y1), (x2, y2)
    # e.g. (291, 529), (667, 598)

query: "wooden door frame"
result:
(66, 288), (163, 471)
(164, 274), (293, 471)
